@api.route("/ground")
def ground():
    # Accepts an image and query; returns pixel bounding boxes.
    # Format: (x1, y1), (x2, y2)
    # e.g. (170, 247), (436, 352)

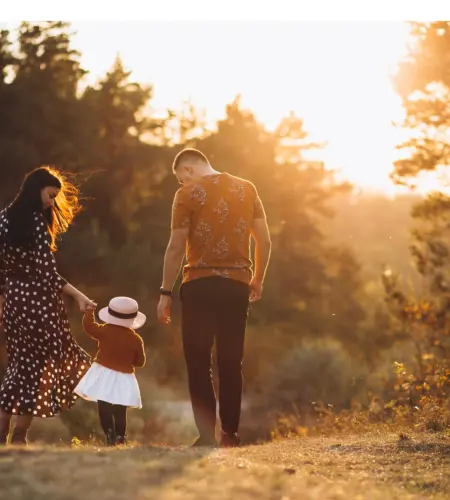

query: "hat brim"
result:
(98, 307), (146, 330)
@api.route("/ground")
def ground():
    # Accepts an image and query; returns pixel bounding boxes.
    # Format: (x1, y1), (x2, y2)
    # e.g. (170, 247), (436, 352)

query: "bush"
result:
(240, 339), (374, 441)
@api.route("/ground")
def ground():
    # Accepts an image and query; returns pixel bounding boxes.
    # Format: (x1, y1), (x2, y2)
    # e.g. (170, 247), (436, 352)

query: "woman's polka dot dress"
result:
(0, 209), (90, 418)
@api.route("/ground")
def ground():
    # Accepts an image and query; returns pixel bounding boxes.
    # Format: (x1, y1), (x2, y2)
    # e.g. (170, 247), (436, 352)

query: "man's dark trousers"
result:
(180, 277), (249, 439)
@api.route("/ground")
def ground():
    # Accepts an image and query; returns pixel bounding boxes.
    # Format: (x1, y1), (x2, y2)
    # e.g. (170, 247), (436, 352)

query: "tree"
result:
(383, 22), (450, 416)
(0, 22), (87, 200)
(0, 29), (15, 85)
(78, 55), (155, 245)
(393, 22), (450, 184)
(163, 99), (207, 146)
(392, 22), (450, 308)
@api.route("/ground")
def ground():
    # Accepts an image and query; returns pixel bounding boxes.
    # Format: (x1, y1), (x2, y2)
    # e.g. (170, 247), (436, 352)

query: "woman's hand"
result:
(76, 293), (97, 313)
(61, 283), (96, 312)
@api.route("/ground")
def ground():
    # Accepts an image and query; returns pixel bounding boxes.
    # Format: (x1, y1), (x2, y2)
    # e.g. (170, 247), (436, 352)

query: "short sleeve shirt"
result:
(171, 173), (266, 284)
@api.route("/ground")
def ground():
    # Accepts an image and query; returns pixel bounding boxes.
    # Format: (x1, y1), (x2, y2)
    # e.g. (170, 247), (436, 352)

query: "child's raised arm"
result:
(134, 337), (146, 368)
(82, 307), (105, 341)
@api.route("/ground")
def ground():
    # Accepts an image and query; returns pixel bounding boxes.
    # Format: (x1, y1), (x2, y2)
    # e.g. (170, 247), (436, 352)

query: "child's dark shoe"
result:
(105, 428), (116, 447)
(116, 435), (127, 446)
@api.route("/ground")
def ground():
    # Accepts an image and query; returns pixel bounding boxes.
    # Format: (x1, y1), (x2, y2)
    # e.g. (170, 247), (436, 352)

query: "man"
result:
(157, 148), (271, 447)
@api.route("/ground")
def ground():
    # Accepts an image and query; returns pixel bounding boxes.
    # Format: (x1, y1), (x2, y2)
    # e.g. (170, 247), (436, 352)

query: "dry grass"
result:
(0, 431), (449, 499)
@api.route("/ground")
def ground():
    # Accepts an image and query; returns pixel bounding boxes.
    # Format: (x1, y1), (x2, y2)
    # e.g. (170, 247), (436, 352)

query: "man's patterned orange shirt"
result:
(171, 173), (266, 285)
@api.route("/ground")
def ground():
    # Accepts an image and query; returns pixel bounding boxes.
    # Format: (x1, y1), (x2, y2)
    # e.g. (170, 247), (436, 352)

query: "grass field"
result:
(0, 432), (449, 500)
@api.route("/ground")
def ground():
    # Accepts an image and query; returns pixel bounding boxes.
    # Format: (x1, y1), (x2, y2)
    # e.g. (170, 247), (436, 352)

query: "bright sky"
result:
(69, 21), (411, 194)
(3, 21), (413, 193)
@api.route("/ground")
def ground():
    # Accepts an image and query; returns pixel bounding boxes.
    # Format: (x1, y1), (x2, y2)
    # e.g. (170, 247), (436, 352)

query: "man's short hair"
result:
(172, 148), (209, 172)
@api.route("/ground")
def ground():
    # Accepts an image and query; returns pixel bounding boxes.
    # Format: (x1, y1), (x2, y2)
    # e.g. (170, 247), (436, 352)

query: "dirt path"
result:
(0, 432), (448, 499)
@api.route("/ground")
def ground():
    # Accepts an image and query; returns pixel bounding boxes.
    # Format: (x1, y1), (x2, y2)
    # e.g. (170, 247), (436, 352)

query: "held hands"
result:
(76, 293), (97, 313)
(85, 302), (97, 312)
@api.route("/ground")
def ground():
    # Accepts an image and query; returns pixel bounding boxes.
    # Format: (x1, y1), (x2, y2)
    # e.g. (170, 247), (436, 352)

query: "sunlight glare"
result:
(0, 21), (404, 193)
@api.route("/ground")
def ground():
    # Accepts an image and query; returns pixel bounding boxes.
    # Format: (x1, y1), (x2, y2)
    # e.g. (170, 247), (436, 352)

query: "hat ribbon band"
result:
(108, 307), (138, 320)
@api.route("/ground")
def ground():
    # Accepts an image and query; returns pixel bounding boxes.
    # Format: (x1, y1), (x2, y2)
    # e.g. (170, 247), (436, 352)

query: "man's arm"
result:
(251, 217), (272, 284)
(157, 189), (191, 324)
(161, 188), (191, 291)
(161, 228), (189, 291)
(249, 188), (271, 302)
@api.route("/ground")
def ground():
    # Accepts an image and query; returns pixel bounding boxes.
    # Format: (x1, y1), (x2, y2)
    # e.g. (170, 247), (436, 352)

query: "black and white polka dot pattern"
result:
(0, 210), (90, 417)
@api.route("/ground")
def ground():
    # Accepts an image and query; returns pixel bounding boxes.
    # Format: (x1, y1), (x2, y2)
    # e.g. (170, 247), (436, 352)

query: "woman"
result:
(0, 166), (95, 445)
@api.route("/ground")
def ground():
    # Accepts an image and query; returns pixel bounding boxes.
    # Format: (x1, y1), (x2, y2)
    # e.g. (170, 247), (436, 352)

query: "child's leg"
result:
(97, 400), (116, 445)
(112, 404), (128, 443)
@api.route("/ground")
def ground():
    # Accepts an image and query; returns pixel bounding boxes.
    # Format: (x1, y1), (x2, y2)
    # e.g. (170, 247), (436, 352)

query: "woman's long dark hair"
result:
(5, 166), (82, 251)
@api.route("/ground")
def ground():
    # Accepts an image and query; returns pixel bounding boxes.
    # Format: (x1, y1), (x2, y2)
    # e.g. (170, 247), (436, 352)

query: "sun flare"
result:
(72, 21), (411, 193)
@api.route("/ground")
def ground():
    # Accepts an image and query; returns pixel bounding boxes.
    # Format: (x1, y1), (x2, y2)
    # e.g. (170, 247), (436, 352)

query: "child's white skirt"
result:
(74, 362), (142, 408)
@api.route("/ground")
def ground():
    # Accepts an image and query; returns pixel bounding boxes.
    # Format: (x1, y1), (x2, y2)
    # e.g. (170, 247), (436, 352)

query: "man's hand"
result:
(157, 295), (172, 325)
(249, 277), (263, 303)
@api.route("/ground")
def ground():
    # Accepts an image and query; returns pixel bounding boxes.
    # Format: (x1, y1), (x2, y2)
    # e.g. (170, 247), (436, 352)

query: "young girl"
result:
(74, 296), (146, 446)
